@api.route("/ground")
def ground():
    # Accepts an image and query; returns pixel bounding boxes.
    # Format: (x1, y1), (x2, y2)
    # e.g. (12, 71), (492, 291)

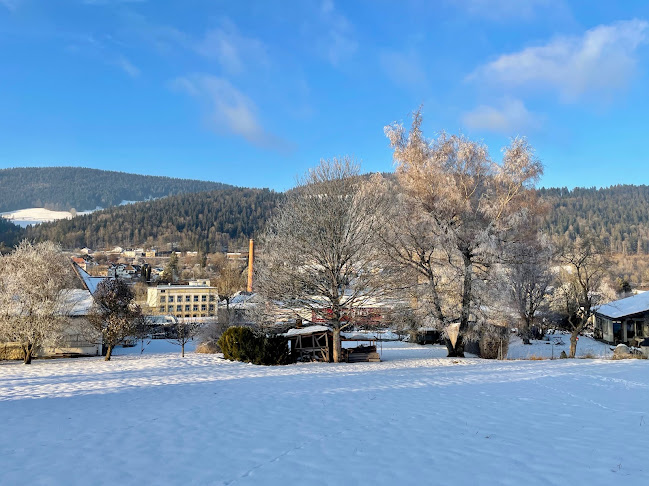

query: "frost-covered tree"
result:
(554, 235), (610, 358)
(505, 235), (554, 343)
(256, 158), (389, 362)
(383, 109), (544, 356)
(88, 278), (143, 361)
(214, 257), (246, 325)
(0, 240), (75, 364)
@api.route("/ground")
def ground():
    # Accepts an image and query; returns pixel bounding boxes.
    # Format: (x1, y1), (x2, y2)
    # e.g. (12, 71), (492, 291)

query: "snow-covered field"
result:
(1, 340), (647, 485)
(0, 207), (95, 227)
(507, 333), (614, 359)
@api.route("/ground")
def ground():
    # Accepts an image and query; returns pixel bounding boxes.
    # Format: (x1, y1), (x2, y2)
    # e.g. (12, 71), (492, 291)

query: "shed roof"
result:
(284, 325), (332, 337)
(595, 291), (649, 319)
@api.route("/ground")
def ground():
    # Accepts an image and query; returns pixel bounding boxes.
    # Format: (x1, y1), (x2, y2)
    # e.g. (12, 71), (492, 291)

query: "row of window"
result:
(159, 295), (215, 303)
(158, 304), (215, 312)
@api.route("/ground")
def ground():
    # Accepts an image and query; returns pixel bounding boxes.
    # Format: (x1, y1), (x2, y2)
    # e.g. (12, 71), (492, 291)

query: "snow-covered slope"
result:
(0, 207), (95, 227)
(0, 341), (646, 485)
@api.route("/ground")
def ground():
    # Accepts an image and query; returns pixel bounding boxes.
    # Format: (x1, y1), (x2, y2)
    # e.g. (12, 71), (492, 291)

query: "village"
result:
(3, 2), (649, 484)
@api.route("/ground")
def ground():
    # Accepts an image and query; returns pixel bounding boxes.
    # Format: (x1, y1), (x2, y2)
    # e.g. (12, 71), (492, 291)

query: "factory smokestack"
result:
(247, 239), (254, 292)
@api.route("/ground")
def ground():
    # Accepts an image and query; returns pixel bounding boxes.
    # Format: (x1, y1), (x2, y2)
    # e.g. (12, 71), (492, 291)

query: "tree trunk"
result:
(332, 328), (342, 363)
(105, 345), (113, 361)
(181, 342), (185, 358)
(569, 332), (578, 358)
(445, 338), (455, 356)
(23, 343), (33, 365)
(449, 250), (473, 359)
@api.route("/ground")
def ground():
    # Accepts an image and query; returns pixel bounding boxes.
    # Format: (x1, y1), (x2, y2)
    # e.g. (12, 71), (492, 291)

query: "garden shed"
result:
(284, 325), (333, 362)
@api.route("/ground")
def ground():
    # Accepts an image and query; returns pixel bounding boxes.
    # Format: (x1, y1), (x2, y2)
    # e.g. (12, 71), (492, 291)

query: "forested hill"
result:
(0, 167), (231, 212)
(540, 185), (649, 254)
(6, 182), (649, 254)
(25, 187), (283, 252)
(0, 217), (23, 251)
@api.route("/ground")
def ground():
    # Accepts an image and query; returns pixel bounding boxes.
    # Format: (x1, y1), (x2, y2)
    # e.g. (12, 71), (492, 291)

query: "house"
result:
(147, 280), (219, 319)
(73, 263), (114, 295)
(594, 291), (649, 345)
(0, 289), (101, 360)
(71, 256), (88, 270)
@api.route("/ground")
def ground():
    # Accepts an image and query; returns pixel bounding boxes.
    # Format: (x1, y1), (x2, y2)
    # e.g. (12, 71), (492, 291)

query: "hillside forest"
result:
(0, 167), (230, 212)
(3, 178), (649, 284)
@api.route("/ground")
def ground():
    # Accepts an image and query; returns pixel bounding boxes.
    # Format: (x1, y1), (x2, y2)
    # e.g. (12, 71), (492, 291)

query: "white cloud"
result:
(316, 0), (357, 66)
(380, 50), (427, 90)
(195, 19), (269, 75)
(172, 74), (290, 152)
(114, 56), (140, 77)
(470, 19), (649, 102)
(462, 98), (541, 134)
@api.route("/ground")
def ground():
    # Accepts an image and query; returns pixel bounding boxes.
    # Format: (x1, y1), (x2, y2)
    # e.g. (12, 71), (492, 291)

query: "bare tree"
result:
(213, 257), (246, 325)
(554, 235), (610, 358)
(168, 318), (202, 357)
(256, 158), (390, 362)
(0, 241), (75, 364)
(384, 109), (544, 356)
(505, 235), (554, 343)
(87, 278), (143, 361)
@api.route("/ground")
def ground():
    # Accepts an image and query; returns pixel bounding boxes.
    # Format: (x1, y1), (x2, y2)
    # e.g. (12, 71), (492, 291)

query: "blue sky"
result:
(1, 0), (649, 191)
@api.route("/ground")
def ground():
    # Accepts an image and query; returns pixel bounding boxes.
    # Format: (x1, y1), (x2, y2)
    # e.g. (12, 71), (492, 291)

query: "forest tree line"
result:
(23, 187), (282, 252)
(0, 167), (231, 212)
(4, 175), (649, 255)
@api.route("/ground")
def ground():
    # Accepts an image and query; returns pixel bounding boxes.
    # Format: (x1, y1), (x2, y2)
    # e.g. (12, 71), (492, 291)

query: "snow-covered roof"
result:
(57, 289), (94, 316)
(284, 325), (332, 336)
(595, 291), (649, 319)
(74, 264), (111, 295)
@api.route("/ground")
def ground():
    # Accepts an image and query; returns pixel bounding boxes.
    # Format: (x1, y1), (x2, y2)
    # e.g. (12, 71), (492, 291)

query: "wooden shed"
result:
(284, 326), (333, 362)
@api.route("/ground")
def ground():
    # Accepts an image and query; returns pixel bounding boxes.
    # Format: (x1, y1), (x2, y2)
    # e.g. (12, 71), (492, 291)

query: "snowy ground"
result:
(507, 333), (613, 359)
(0, 207), (95, 227)
(1, 340), (647, 485)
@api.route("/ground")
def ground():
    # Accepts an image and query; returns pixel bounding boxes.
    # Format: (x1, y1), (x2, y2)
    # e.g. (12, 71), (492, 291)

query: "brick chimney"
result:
(247, 239), (254, 292)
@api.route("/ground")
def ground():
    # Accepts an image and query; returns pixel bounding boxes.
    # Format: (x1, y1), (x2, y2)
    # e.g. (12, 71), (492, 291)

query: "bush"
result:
(259, 335), (294, 365)
(195, 340), (221, 354)
(218, 327), (261, 363)
(217, 327), (294, 365)
(479, 333), (509, 359)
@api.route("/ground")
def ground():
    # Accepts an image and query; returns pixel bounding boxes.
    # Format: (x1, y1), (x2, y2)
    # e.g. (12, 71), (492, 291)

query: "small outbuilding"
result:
(284, 325), (333, 362)
(595, 292), (649, 346)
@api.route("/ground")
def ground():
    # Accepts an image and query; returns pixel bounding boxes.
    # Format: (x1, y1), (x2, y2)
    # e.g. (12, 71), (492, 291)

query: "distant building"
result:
(147, 280), (219, 319)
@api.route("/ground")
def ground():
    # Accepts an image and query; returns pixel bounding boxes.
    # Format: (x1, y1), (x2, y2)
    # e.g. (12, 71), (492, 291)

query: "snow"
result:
(0, 207), (96, 227)
(1, 340), (648, 485)
(284, 325), (331, 336)
(596, 291), (649, 319)
(507, 334), (613, 359)
(57, 289), (93, 316)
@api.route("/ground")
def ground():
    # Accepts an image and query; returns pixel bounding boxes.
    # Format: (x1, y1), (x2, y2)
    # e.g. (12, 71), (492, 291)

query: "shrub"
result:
(218, 327), (261, 363)
(479, 333), (509, 359)
(217, 326), (294, 365)
(610, 352), (647, 360)
(195, 340), (220, 354)
(259, 335), (293, 365)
